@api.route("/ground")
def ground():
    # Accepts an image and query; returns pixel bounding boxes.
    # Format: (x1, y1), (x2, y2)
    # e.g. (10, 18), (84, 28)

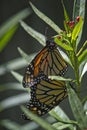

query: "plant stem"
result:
(68, 47), (81, 96)
(69, 39), (81, 97)
(73, 51), (81, 97)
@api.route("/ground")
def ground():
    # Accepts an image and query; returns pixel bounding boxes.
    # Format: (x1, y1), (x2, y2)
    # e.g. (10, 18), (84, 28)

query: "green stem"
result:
(69, 39), (81, 97)
(67, 48), (81, 96)
(73, 51), (81, 97)
(66, 34), (81, 96)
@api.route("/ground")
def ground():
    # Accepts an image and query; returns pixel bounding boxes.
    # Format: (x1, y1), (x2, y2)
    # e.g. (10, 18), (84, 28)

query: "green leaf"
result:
(50, 107), (76, 130)
(0, 82), (25, 91)
(49, 106), (77, 125)
(73, 0), (86, 46)
(11, 72), (30, 93)
(78, 49), (87, 80)
(80, 62), (87, 81)
(58, 49), (72, 66)
(73, 0), (80, 20)
(21, 106), (56, 130)
(0, 25), (18, 52)
(1, 120), (39, 130)
(20, 21), (46, 46)
(1, 118), (57, 130)
(49, 106), (68, 122)
(63, 21), (68, 33)
(18, 47), (37, 64)
(71, 17), (83, 42)
(0, 8), (32, 38)
(78, 49), (87, 65)
(0, 8), (31, 51)
(82, 97), (87, 105)
(54, 37), (73, 51)
(61, 0), (70, 33)
(1, 120), (20, 130)
(73, 0), (86, 21)
(11, 71), (23, 83)
(0, 53), (36, 76)
(21, 122), (39, 130)
(0, 57), (26, 76)
(83, 101), (87, 111)
(30, 2), (62, 34)
(0, 93), (29, 111)
(49, 76), (72, 82)
(77, 40), (87, 57)
(61, 0), (70, 22)
(17, 47), (30, 62)
(67, 84), (87, 129)
(53, 122), (75, 130)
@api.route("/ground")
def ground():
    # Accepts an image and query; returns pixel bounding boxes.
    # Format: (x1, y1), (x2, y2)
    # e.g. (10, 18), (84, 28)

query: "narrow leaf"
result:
(22, 117), (55, 130)
(83, 101), (87, 111)
(78, 49), (87, 65)
(77, 40), (87, 57)
(11, 71), (23, 83)
(61, 0), (70, 33)
(49, 76), (72, 82)
(49, 106), (75, 124)
(0, 53), (36, 76)
(63, 21), (68, 33)
(20, 21), (46, 46)
(0, 82), (25, 91)
(1, 120), (20, 130)
(79, 59), (87, 81)
(0, 8), (32, 38)
(73, 0), (80, 20)
(58, 49), (72, 66)
(67, 85), (87, 129)
(83, 97), (87, 105)
(17, 47), (30, 62)
(71, 17), (83, 42)
(73, 0), (86, 21)
(1, 120), (39, 130)
(61, 0), (70, 22)
(0, 93), (30, 111)
(55, 37), (73, 51)
(73, 0), (86, 46)
(17, 47), (37, 64)
(49, 106), (77, 130)
(21, 106), (56, 130)
(79, 0), (86, 18)
(22, 122), (39, 130)
(30, 2), (62, 34)
(0, 57), (26, 76)
(0, 25), (18, 52)
(53, 122), (75, 130)
(80, 62), (87, 81)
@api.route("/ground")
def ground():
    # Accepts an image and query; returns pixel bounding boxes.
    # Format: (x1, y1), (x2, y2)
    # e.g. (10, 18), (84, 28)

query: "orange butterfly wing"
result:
(23, 39), (67, 88)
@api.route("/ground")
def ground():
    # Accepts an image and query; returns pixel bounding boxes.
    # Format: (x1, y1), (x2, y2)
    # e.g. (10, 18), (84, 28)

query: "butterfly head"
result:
(46, 38), (57, 50)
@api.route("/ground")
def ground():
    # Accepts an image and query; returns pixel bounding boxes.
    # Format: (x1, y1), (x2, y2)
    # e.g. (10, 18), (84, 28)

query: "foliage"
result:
(0, 0), (87, 130)
(0, 8), (32, 52)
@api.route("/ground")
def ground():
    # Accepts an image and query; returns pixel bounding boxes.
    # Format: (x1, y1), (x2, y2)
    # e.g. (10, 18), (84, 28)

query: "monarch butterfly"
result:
(22, 73), (67, 119)
(23, 37), (67, 88)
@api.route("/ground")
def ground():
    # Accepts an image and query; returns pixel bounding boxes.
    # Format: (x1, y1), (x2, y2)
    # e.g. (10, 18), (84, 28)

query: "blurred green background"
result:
(0, 0), (87, 130)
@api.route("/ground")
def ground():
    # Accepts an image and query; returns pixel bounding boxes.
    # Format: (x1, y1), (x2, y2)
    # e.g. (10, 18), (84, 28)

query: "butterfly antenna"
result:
(45, 27), (49, 41)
